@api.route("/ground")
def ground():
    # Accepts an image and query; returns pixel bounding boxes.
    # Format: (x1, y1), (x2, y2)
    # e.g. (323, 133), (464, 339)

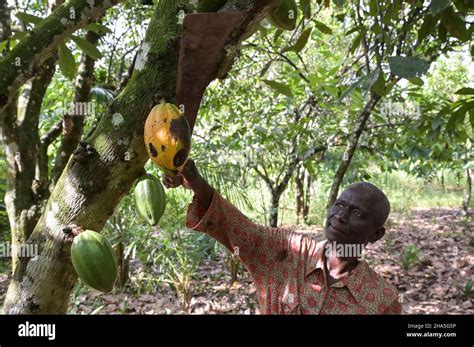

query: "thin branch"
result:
(40, 119), (63, 146)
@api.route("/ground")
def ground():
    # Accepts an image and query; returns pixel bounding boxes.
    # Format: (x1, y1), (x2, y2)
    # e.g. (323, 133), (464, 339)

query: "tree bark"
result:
(303, 168), (311, 223)
(269, 190), (282, 228)
(4, 0), (279, 314)
(295, 165), (304, 224)
(326, 95), (381, 208)
(0, 0), (121, 115)
(462, 167), (472, 215)
(3, 57), (56, 275)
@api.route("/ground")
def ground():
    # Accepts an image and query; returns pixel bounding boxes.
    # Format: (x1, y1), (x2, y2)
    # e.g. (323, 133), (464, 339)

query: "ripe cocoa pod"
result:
(144, 102), (191, 176)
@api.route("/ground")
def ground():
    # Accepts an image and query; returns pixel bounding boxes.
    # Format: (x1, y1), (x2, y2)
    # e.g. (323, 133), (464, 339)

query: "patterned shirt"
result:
(186, 191), (401, 314)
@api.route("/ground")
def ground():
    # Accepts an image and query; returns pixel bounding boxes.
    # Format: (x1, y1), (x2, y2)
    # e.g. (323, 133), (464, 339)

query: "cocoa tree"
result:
(326, 0), (472, 207)
(1, 0), (103, 286)
(2, 0), (279, 314)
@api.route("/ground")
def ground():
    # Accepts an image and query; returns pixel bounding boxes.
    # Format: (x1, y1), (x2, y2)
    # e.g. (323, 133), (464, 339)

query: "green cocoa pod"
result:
(71, 230), (118, 293)
(269, 0), (298, 31)
(134, 173), (167, 226)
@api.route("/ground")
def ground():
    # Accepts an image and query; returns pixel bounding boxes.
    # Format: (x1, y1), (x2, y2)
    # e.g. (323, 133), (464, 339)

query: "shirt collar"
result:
(304, 239), (369, 304)
(304, 239), (327, 277)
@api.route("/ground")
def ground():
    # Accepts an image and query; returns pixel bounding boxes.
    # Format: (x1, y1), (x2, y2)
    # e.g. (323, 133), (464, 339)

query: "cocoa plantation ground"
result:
(1, 204), (471, 315)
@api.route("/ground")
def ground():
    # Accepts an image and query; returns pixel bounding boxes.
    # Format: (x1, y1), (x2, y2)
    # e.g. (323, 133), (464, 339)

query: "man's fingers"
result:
(181, 159), (198, 179)
(162, 174), (183, 188)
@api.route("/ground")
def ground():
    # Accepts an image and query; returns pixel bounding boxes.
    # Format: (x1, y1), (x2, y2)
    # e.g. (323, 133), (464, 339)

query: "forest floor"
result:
(0, 207), (472, 314)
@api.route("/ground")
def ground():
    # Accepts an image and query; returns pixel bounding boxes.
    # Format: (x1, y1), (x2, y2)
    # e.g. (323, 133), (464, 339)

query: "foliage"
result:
(400, 244), (422, 270)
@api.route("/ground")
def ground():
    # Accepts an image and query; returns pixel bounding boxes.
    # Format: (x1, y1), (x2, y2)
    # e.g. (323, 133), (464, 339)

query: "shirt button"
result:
(311, 284), (322, 292)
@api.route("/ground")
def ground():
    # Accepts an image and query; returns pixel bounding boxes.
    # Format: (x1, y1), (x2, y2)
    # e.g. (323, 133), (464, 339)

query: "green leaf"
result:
(430, 0), (451, 15)
(71, 35), (102, 60)
(438, 22), (447, 41)
(456, 87), (474, 95)
(362, 68), (380, 91)
(418, 14), (436, 41)
(345, 25), (363, 36)
(16, 12), (43, 25)
(371, 23), (382, 35)
(262, 79), (293, 97)
(388, 56), (431, 79)
(0, 40), (8, 52)
(338, 74), (367, 102)
(282, 28), (312, 53)
(300, 0), (311, 18)
(408, 77), (424, 86)
(10, 31), (28, 41)
(273, 29), (284, 44)
(313, 20), (332, 34)
(90, 86), (115, 104)
(446, 104), (470, 132)
(371, 70), (386, 96)
(470, 109), (474, 132)
(368, 0), (378, 16)
(83, 23), (112, 34)
(58, 43), (76, 80)
(259, 60), (273, 77)
(465, 112), (474, 139)
(349, 33), (362, 54)
(441, 9), (469, 41)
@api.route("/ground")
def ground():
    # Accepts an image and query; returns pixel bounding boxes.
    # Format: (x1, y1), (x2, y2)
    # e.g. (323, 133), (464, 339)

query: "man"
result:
(163, 159), (401, 314)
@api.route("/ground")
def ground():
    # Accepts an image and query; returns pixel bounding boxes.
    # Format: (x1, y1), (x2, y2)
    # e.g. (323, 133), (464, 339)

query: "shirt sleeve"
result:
(186, 190), (293, 276)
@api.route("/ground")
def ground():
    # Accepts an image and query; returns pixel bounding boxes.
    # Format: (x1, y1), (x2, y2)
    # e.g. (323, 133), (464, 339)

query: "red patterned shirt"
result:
(186, 191), (401, 315)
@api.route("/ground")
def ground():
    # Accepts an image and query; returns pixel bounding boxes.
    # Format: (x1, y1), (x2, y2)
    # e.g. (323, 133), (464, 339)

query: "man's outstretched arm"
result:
(163, 159), (297, 275)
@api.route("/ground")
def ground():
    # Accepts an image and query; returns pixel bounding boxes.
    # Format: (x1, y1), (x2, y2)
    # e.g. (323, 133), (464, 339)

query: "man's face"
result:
(325, 186), (385, 246)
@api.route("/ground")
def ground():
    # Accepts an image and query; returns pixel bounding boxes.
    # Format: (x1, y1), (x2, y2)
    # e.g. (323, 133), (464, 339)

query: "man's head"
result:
(325, 182), (390, 246)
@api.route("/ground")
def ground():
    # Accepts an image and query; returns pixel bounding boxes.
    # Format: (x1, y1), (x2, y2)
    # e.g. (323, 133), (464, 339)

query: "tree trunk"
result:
(295, 165), (304, 225)
(303, 169), (311, 223)
(269, 190), (281, 227)
(3, 58), (56, 274)
(115, 240), (129, 289)
(462, 167), (472, 215)
(327, 95), (381, 208)
(441, 170), (445, 192)
(4, 0), (279, 314)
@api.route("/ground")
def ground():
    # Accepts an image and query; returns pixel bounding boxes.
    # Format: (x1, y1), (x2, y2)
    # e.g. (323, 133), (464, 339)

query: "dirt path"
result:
(367, 208), (473, 314)
(1, 208), (472, 314)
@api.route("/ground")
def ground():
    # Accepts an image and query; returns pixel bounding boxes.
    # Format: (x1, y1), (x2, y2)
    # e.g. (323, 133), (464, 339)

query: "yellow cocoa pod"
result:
(144, 102), (191, 176)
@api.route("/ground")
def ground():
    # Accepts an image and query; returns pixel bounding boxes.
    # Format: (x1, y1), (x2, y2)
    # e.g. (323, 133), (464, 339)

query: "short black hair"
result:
(345, 182), (390, 227)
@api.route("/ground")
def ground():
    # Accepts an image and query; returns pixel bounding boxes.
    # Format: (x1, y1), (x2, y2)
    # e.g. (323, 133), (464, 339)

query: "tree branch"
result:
(50, 29), (100, 187)
(0, 0), (121, 115)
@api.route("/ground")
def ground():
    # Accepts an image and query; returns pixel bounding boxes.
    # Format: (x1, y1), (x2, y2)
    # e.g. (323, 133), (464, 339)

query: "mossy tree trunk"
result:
(3, 0), (279, 314)
(1, 0), (93, 283)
